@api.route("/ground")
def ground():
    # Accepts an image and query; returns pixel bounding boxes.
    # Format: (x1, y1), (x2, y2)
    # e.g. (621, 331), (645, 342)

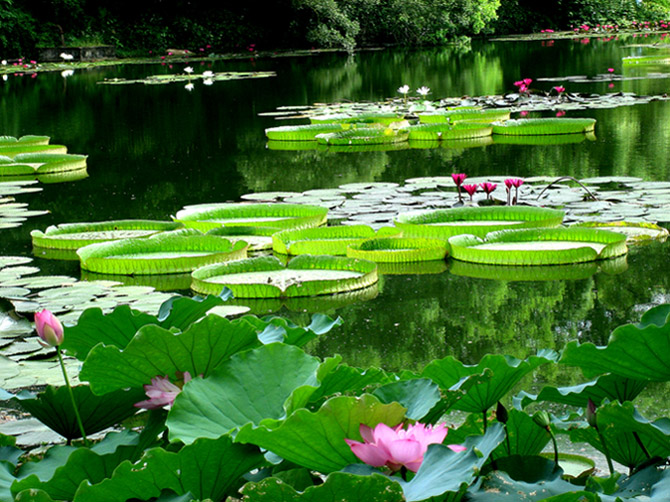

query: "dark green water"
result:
(1, 36), (669, 373)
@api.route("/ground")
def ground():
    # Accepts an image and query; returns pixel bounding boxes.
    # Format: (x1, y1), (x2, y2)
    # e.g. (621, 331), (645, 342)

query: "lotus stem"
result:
(549, 429), (559, 466)
(536, 176), (598, 201)
(57, 347), (87, 445)
(596, 428), (615, 476)
(633, 431), (651, 460)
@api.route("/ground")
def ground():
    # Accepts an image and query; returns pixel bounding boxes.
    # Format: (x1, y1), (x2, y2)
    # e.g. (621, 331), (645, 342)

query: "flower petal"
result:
(346, 440), (390, 467)
(448, 444), (467, 453)
(387, 438), (423, 467)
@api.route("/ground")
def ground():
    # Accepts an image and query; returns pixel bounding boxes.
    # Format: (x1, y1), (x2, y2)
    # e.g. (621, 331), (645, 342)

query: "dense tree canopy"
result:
(0, 0), (668, 56)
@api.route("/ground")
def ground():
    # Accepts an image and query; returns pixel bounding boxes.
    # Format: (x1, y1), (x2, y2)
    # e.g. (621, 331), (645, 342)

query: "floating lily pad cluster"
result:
(265, 109), (598, 150)
(0, 181), (47, 229)
(99, 70), (276, 86)
(0, 135), (88, 181)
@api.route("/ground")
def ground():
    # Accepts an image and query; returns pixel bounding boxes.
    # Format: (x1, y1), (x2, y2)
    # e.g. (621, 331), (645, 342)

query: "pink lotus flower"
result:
(345, 422), (465, 473)
(135, 372), (192, 409)
(463, 184), (478, 201)
(451, 173), (467, 186)
(607, 68), (614, 73)
(553, 86), (565, 94)
(480, 182), (497, 199)
(35, 309), (64, 347)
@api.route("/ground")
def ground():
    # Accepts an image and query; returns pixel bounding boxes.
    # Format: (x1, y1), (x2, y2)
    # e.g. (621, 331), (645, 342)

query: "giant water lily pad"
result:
(449, 227), (628, 265)
(395, 206), (564, 239)
(77, 229), (248, 275)
(272, 225), (400, 255)
(408, 123), (493, 141)
(99, 70), (276, 85)
(491, 118), (596, 135)
(572, 221), (669, 242)
(347, 237), (449, 263)
(191, 255), (378, 298)
(315, 127), (409, 145)
(206, 225), (280, 251)
(265, 124), (345, 141)
(174, 203), (327, 232)
(31, 220), (183, 250)
(418, 108), (511, 124)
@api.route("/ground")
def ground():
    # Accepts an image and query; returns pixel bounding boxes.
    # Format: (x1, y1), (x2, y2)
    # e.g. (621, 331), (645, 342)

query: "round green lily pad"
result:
(449, 227), (628, 265)
(31, 220), (183, 250)
(191, 255), (378, 298)
(347, 237), (449, 263)
(77, 229), (248, 275)
(395, 206), (565, 239)
(174, 203), (327, 232)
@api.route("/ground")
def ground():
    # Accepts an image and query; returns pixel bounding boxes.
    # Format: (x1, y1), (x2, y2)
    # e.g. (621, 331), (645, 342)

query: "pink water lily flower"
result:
(451, 173), (467, 186)
(345, 422), (466, 473)
(554, 86), (565, 94)
(463, 184), (478, 200)
(480, 182), (497, 199)
(135, 372), (192, 409)
(504, 178), (524, 205)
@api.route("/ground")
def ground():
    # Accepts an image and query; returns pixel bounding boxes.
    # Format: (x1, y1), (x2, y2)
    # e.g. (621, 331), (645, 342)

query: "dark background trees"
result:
(1, 0), (669, 57)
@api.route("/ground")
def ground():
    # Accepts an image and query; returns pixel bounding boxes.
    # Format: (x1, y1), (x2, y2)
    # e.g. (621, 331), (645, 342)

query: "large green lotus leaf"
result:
(167, 343), (321, 444)
(1, 463), (16, 502)
(239, 313), (342, 347)
(12, 385), (145, 440)
(560, 309), (670, 380)
(467, 470), (598, 501)
(372, 378), (441, 421)
(235, 394), (406, 474)
(306, 358), (390, 405)
(490, 409), (552, 460)
(421, 351), (557, 412)
(80, 314), (261, 395)
(72, 435), (264, 502)
(241, 472), (404, 502)
(14, 488), (56, 502)
(637, 303), (670, 329)
(568, 401), (670, 469)
(155, 292), (232, 330)
(11, 432), (143, 501)
(514, 374), (647, 409)
(61, 304), (158, 360)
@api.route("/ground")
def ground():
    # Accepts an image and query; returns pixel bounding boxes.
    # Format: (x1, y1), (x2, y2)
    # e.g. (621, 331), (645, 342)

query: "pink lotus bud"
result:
(35, 309), (64, 347)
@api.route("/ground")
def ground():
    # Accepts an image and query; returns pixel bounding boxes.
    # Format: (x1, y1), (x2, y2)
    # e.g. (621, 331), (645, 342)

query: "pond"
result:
(1, 34), (669, 383)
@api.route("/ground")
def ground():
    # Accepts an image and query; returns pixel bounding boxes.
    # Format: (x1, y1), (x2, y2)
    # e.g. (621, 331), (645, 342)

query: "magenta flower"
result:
(35, 309), (64, 347)
(607, 68), (614, 73)
(480, 182), (497, 199)
(135, 372), (192, 409)
(462, 184), (478, 202)
(556, 110), (566, 117)
(345, 422), (465, 473)
(523, 78), (532, 86)
(504, 178), (524, 205)
(553, 86), (565, 94)
(452, 173), (467, 202)
(520, 110), (529, 117)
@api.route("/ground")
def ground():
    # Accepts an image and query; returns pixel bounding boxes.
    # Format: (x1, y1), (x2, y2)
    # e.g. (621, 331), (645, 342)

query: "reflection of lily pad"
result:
(449, 259), (599, 281)
(395, 206), (564, 239)
(31, 220), (182, 250)
(347, 237), (449, 262)
(78, 229), (248, 275)
(493, 132), (595, 145)
(449, 227), (628, 265)
(191, 255), (377, 298)
(174, 203), (327, 232)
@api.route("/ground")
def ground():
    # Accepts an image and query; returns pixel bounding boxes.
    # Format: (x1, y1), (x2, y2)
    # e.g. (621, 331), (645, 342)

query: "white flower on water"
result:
(203, 78), (213, 86)
(202, 70), (214, 78)
(416, 86), (431, 96)
(1, 60), (6, 65)
(184, 66), (193, 74)
(185, 82), (194, 91)
(397, 85), (410, 94)
(2, 75), (7, 81)
(61, 69), (74, 78)
(60, 53), (74, 61)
